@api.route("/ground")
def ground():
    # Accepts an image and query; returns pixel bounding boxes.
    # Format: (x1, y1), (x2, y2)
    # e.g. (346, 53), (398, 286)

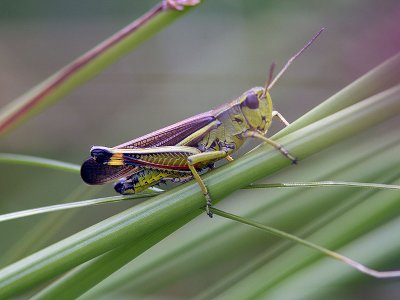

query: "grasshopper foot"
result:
(114, 178), (135, 195)
(114, 181), (127, 194)
(286, 153), (298, 165)
(276, 144), (297, 164)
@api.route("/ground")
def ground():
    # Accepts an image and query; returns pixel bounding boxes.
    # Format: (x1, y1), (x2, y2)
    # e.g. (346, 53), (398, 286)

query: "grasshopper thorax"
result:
(238, 87), (273, 134)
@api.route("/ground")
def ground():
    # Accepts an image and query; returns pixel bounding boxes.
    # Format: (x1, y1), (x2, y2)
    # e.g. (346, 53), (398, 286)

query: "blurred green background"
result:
(0, 0), (399, 299)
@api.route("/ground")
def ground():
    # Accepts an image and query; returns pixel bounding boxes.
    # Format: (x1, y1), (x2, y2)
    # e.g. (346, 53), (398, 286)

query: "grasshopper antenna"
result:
(263, 62), (276, 95)
(265, 27), (325, 93)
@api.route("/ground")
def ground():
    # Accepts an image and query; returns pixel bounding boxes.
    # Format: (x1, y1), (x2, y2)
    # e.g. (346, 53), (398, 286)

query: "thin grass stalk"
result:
(0, 153), (79, 173)
(0, 2), (200, 135)
(263, 218), (400, 300)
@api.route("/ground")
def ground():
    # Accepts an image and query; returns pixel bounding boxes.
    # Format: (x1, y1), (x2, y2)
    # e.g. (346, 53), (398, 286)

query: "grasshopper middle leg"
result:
(187, 150), (230, 218)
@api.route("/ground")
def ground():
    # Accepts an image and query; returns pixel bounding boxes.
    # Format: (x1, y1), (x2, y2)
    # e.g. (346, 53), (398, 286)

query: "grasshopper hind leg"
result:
(115, 169), (195, 195)
(114, 169), (166, 195)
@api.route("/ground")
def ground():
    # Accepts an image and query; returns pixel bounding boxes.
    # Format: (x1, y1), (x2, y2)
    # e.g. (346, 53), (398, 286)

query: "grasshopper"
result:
(81, 29), (324, 217)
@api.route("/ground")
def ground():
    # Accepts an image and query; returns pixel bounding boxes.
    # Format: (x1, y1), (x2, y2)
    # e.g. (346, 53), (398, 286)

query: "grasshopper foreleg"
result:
(187, 150), (231, 218)
(243, 131), (297, 164)
(272, 110), (290, 127)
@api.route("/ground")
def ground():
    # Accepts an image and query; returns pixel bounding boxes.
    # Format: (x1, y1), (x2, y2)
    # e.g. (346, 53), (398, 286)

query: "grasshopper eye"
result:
(243, 92), (259, 109)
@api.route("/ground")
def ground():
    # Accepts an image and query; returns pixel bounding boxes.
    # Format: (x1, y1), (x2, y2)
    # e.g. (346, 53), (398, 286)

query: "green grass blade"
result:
(0, 153), (79, 173)
(31, 212), (198, 300)
(1, 84), (396, 299)
(1, 185), (96, 265)
(0, 194), (156, 223)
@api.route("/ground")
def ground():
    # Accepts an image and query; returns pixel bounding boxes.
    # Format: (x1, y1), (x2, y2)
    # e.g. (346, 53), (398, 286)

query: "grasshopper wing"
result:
(115, 111), (215, 148)
(81, 112), (215, 185)
(81, 158), (140, 184)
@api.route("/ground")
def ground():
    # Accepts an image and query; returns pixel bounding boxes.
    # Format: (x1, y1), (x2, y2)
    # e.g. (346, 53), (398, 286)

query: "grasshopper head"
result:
(239, 28), (325, 134)
(239, 87), (273, 133)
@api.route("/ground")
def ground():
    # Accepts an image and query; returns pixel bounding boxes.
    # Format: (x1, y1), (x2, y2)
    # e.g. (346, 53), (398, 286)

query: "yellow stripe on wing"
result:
(108, 153), (124, 166)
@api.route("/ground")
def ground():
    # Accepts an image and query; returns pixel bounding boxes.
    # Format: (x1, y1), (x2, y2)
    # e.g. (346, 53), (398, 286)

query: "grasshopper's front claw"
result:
(279, 146), (297, 165)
